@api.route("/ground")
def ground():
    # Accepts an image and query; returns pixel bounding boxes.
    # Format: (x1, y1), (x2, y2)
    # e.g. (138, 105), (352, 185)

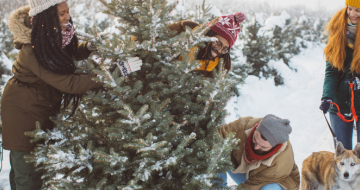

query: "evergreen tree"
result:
(270, 16), (300, 67)
(267, 13), (301, 85)
(240, 16), (276, 82)
(25, 0), (243, 189)
(0, 18), (14, 83)
(0, 19), (14, 55)
(174, 0), (214, 24)
(293, 14), (314, 48)
(229, 44), (250, 96)
(70, 0), (112, 34)
(312, 18), (327, 43)
(0, 85), (3, 134)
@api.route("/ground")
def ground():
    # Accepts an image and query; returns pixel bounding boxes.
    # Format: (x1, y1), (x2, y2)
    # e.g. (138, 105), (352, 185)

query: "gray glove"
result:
(117, 57), (143, 76)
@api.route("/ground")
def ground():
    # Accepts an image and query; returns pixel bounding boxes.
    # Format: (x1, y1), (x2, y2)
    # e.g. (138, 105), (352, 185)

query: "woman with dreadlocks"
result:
(320, 0), (360, 150)
(2, 0), (141, 189)
(168, 12), (246, 78)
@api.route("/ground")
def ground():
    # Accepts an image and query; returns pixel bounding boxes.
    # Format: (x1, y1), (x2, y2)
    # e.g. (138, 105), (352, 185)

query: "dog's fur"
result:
(301, 142), (360, 190)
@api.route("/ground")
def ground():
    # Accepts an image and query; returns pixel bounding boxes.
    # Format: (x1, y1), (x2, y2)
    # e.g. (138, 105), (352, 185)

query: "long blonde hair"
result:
(324, 7), (360, 73)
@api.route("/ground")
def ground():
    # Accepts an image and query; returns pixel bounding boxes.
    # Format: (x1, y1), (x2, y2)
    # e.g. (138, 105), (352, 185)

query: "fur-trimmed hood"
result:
(8, 5), (32, 45)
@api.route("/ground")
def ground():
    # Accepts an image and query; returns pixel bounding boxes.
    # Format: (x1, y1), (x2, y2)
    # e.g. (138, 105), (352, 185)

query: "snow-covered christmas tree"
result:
(25, 0), (242, 189)
(0, 18), (13, 83)
(240, 15), (275, 81)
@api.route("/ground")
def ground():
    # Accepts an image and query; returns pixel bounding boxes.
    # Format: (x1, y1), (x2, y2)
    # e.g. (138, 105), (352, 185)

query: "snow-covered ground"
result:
(225, 43), (359, 185)
(226, 43), (335, 163)
(0, 149), (10, 189)
(224, 43), (345, 186)
(0, 44), (354, 189)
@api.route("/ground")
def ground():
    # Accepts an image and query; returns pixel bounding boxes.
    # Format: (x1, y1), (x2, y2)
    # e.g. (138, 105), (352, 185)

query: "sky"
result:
(174, 0), (346, 12)
(255, 0), (345, 11)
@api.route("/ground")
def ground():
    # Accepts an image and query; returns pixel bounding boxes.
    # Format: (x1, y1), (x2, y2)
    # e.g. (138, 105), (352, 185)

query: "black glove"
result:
(319, 98), (333, 114)
(347, 77), (360, 90)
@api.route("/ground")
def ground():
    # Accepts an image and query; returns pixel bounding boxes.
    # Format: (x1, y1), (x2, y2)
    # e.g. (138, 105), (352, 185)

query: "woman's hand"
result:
(319, 98), (333, 114)
(117, 57), (143, 76)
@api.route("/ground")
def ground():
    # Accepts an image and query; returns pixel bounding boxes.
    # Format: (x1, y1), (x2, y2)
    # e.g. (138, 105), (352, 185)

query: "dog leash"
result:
(329, 82), (358, 123)
(323, 81), (358, 143)
(323, 113), (338, 143)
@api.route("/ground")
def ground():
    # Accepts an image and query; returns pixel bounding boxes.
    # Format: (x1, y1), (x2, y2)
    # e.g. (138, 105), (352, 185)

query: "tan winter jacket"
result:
(218, 116), (300, 190)
(1, 6), (103, 152)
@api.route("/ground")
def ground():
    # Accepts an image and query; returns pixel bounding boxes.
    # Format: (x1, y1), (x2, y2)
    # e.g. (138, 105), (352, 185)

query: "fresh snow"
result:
(208, 5), (222, 17)
(174, 0), (221, 18)
(259, 11), (290, 36)
(254, 13), (266, 26)
(95, 12), (108, 23)
(224, 43), (349, 185)
(1, 52), (12, 71)
(0, 43), (344, 189)
(298, 15), (309, 24)
(263, 13), (287, 30)
(0, 52), (13, 83)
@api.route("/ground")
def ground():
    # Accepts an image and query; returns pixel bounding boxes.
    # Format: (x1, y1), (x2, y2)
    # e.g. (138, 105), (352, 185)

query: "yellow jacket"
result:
(178, 46), (220, 71)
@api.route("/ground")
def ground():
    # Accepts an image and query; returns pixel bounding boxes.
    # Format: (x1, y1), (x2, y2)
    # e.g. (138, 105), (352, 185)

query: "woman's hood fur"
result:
(8, 5), (32, 45)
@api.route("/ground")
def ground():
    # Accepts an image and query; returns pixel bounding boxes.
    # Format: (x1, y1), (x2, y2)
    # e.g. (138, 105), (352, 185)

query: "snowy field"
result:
(225, 43), (358, 185)
(225, 43), (336, 167)
(0, 44), (355, 189)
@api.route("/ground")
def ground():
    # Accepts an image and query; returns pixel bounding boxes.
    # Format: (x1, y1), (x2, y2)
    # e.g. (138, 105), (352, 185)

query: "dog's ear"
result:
(353, 143), (360, 159)
(335, 141), (345, 157)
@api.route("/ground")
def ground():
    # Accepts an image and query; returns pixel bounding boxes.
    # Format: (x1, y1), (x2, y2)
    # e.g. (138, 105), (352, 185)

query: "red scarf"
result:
(30, 17), (75, 49)
(243, 123), (283, 164)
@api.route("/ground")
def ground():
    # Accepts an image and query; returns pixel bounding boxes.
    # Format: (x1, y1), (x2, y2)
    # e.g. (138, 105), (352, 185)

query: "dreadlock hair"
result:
(196, 29), (232, 73)
(324, 7), (360, 74)
(31, 5), (81, 118)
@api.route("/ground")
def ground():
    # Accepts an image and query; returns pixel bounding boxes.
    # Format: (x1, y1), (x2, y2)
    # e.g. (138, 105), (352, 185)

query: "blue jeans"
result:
(329, 112), (360, 150)
(216, 170), (283, 190)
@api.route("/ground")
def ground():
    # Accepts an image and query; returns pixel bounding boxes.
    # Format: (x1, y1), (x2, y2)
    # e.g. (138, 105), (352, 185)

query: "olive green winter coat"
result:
(322, 46), (360, 115)
(1, 5), (103, 152)
(218, 116), (300, 190)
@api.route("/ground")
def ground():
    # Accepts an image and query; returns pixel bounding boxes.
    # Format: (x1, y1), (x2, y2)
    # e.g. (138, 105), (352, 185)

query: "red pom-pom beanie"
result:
(210, 12), (246, 47)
